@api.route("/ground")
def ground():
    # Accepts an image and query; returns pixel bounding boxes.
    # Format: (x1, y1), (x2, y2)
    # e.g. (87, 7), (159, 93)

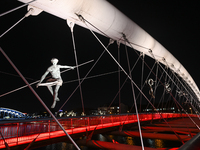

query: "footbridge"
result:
(0, 113), (199, 150)
(1, 1), (200, 150)
(0, 108), (26, 119)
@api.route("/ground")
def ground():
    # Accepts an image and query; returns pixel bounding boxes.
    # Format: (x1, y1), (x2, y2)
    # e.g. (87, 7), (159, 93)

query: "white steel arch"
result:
(17, 0), (200, 102)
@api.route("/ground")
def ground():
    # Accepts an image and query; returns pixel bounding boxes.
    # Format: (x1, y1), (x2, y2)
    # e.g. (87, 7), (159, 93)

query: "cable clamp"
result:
(75, 13), (85, 22)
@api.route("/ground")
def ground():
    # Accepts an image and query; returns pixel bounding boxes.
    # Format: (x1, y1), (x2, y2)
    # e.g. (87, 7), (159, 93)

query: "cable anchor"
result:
(67, 20), (75, 32)
(75, 13), (85, 22)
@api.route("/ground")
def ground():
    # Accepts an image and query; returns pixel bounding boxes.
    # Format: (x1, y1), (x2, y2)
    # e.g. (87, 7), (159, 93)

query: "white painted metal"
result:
(18, 0), (200, 101)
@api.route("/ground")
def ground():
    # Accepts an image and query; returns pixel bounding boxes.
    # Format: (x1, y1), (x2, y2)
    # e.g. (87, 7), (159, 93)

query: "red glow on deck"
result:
(0, 113), (197, 149)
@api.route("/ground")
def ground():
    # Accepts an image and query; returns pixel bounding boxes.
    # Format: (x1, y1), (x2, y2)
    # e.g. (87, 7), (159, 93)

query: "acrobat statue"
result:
(37, 58), (74, 108)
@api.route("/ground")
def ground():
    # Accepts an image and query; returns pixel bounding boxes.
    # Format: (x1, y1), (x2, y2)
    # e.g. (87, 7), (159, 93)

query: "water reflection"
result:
(126, 137), (134, 145)
(61, 143), (67, 150)
(34, 134), (182, 150)
(38, 142), (77, 150)
(98, 134), (107, 141)
(147, 139), (154, 147)
(154, 139), (164, 148)
(147, 139), (164, 148)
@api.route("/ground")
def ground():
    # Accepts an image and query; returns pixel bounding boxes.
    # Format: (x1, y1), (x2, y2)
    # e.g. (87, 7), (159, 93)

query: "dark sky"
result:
(0, 0), (199, 113)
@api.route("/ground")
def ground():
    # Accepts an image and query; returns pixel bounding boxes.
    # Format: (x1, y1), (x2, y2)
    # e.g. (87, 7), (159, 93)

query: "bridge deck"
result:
(0, 113), (197, 149)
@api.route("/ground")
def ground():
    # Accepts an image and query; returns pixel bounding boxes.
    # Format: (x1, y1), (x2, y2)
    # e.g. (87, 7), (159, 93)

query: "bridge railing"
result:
(0, 113), (195, 148)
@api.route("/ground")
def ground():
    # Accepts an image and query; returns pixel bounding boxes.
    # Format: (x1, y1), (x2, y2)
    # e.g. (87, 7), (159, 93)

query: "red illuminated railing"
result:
(0, 113), (196, 148)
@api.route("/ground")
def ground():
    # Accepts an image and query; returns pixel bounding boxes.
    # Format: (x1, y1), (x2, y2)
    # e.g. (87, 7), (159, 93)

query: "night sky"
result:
(0, 0), (199, 113)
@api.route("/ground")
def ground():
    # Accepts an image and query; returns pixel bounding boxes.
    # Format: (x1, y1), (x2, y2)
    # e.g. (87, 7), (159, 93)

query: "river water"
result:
(34, 134), (182, 150)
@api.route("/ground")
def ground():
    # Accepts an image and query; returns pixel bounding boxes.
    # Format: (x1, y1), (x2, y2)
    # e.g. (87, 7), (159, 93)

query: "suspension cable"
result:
(68, 22), (85, 114)
(179, 82), (200, 119)
(162, 57), (198, 108)
(152, 62), (159, 107)
(160, 67), (169, 110)
(0, 60), (93, 98)
(0, 80), (38, 98)
(155, 65), (168, 109)
(149, 50), (200, 130)
(109, 54), (142, 109)
(140, 53), (145, 112)
(119, 34), (187, 143)
(58, 40), (113, 111)
(117, 41), (121, 113)
(76, 14), (200, 142)
(0, 0), (37, 17)
(0, 47), (81, 150)
(0, 8), (33, 38)
(63, 70), (122, 85)
(79, 14), (147, 149)
(153, 54), (200, 129)
(168, 73), (177, 108)
(164, 72), (174, 109)
(162, 59), (200, 118)
(144, 61), (158, 111)
(181, 79), (200, 117)
(132, 61), (157, 112)
(124, 41), (145, 150)
(124, 34), (197, 112)
(0, 70), (36, 81)
(89, 21), (185, 144)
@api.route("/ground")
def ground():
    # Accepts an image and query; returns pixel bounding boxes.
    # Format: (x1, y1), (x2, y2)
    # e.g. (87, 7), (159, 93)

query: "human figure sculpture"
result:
(37, 58), (74, 108)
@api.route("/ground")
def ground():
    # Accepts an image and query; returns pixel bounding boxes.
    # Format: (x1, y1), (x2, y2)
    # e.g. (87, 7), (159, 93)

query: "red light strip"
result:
(0, 113), (196, 148)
